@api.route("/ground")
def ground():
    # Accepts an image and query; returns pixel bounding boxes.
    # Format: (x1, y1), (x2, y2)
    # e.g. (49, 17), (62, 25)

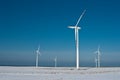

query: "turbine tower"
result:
(95, 45), (101, 68)
(36, 45), (40, 67)
(68, 10), (86, 69)
(54, 56), (57, 67)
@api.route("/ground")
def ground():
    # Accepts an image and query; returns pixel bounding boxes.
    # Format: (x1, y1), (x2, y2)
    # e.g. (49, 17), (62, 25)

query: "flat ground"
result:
(0, 66), (120, 80)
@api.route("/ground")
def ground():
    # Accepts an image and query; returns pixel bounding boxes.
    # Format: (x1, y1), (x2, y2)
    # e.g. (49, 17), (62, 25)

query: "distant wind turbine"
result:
(68, 10), (86, 69)
(95, 45), (101, 68)
(36, 45), (40, 67)
(54, 56), (57, 67)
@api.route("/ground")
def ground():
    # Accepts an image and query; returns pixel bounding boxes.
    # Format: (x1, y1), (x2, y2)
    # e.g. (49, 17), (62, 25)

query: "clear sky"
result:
(0, 0), (120, 67)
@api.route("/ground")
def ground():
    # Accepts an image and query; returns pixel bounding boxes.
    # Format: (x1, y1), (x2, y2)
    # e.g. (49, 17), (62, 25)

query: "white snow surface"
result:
(0, 66), (120, 80)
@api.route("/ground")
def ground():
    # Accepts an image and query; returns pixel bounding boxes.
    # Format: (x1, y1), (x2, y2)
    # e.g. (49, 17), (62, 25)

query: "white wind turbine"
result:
(36, 46), (40, 67)
(68, 10), (86, 69)
(95, 45), (101, 68)
(54, 56), (57, 67)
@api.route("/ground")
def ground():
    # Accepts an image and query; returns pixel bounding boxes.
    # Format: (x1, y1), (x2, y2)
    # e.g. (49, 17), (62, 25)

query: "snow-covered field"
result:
(0, 66), (120, 80)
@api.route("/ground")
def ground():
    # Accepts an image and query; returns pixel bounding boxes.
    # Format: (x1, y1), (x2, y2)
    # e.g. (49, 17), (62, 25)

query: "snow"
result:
(0, 66), (120, 80)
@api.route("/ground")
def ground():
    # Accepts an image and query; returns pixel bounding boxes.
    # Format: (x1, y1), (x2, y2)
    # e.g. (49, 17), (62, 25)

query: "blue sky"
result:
(0, 0), (120, 67)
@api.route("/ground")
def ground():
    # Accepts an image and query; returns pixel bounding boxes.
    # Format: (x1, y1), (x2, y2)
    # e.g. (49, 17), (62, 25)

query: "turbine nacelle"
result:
(95, 47), (101, 55)
(94, 51), (100, 55)
(36, 46), (41, 55)
(36, 50), (40, 54)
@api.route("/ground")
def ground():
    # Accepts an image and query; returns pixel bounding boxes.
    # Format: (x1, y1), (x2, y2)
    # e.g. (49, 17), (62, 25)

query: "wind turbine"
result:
(36, 45), (40, 67)
(54, 56), (57, 67)
(68, 10), (86, 69)
(95, 45), (101, 68)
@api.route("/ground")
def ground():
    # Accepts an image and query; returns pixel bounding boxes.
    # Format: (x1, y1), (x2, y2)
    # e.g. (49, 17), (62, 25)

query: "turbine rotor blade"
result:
(75, 10), (86, 27)
(38, 45), (40, 51)
(68, 26), (76, 29)
(94, 51), (97, 54)
(54, 57), (57, 61)
(75, 28), (77, 41)
(36, 45), (41, 55)
(98, 45), (101, 55)
(98, 45), (100, 51)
